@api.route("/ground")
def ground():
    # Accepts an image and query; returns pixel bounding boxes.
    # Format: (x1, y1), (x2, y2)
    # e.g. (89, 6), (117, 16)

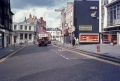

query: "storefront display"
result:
(79, 33), (99, 43)
(103, 34), (117, 44)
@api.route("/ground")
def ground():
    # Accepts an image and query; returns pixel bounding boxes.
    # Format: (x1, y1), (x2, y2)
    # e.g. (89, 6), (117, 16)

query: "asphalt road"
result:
(0, 44), (120, 81)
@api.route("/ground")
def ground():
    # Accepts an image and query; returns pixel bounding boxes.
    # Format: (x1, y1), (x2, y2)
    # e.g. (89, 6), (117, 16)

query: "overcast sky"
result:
(10, 0), (73, 28)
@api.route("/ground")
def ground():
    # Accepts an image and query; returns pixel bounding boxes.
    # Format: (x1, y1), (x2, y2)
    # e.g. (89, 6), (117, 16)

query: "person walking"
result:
(76, 38), (79, 45)
(72, 37), (75, 47)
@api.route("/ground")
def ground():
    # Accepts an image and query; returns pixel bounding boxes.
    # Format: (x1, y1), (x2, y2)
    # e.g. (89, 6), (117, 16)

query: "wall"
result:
(74, 0), (99, 39)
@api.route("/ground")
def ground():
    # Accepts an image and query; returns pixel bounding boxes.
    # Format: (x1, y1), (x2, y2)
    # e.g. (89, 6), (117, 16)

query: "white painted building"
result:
(12, 22), (36, 44)
(100, 0), (120, 44)
(65, 2), (74, 33)
(46, 28), (61, 41)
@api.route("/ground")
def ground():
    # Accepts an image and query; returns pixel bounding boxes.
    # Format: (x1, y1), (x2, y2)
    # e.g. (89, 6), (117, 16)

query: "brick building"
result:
(23, 14), (46, 30)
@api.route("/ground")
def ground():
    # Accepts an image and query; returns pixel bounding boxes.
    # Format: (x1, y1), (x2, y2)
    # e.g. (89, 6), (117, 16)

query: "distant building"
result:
(46, 28), (61, 41)
(0, 0), (14, 48)
(12, 22), (36, 44)
(23, 14), (46, 30)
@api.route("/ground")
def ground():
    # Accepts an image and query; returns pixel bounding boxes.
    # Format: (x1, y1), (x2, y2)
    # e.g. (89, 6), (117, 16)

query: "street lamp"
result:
(55, 8), (65, 46)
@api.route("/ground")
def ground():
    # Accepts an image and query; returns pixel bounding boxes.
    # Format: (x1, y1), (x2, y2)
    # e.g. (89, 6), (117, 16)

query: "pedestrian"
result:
(76, 38), (79, 45)
(72, 37), (75, 47)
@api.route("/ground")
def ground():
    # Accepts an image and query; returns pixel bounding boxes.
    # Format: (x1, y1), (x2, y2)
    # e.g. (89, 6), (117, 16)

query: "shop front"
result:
(78, 25), (99, 44)
(101, 26), (120, 44)
(79, 33), (99, 43)
(101, 31), (119, 44)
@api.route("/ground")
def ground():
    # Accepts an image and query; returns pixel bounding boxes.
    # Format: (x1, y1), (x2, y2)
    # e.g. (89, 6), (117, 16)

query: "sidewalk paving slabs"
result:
(0, 45), (24, 60)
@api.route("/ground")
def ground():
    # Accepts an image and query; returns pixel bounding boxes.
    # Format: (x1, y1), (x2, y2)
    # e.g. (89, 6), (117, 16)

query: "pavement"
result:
(0, 45), (24, 59)
(52, 41), (120, 62)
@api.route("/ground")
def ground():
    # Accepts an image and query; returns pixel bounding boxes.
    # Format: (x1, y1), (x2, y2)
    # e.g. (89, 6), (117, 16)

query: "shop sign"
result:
(79, 25), (92, 31)
(90, 6), (97, 10)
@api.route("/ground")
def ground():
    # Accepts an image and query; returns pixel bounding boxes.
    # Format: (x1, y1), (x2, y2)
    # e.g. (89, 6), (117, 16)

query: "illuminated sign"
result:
(79, 25), (92, 31)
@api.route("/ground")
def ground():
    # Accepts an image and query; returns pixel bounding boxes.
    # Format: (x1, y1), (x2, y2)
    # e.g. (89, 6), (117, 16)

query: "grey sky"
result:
(10, 0), (73, 28)
(11, 0), (73, 9)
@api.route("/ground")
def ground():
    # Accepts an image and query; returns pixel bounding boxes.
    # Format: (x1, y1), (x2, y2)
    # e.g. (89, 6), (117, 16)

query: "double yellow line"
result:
(0, 46), (25, 62)
(52, 44), (120, 67)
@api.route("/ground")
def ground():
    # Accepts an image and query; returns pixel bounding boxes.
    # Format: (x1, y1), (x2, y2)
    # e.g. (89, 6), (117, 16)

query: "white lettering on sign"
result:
(90, 6), (97, 9)
(39, 34), (48, 37)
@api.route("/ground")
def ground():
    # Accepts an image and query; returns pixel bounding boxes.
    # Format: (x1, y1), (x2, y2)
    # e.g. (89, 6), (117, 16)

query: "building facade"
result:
(46, 28), (61, 41)
(0, 0), (14, 48)
(65, 2), (74, 43)
(74, 0), (99, 44)
(24, 14), (46, 30)
(101, 0), (120, 45)
(12, 22), (36, 44)
(23, 14), (47, 41)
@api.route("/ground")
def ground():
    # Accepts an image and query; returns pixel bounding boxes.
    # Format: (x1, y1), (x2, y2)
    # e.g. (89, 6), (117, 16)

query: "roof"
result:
(13, 22), (36, 26)
(46, 28), (60, 31)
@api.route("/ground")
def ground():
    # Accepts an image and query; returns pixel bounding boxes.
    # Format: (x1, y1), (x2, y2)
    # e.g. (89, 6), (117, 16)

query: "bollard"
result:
(97, 44), (100, 52)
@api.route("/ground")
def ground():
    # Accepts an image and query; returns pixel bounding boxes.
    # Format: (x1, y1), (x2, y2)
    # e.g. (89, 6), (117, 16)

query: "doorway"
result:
(14, 36), (17, 43)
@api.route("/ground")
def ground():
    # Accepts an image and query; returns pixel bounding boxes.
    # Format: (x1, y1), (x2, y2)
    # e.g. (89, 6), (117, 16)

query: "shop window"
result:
(80, 34), (99, 42)
(20, 34), (23, 40)
(20, 25), (23, 30)
(25, 34), (27, 39)
(25, 26), (27, 30)
(103, 35), (108, 41)
(14, 25), (17, 30)
(29, 26), (31, 30)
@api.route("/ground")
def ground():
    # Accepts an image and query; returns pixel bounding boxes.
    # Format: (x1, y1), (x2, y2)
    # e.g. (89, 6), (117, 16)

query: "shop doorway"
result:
(14, 36), (17, 43)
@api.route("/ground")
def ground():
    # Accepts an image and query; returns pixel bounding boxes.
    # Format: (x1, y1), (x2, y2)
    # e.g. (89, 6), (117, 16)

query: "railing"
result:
(107, 19), (120, 26)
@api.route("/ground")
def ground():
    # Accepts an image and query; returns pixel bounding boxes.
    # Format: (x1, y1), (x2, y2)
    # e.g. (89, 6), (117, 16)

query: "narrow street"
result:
(0, 44), (120, 81)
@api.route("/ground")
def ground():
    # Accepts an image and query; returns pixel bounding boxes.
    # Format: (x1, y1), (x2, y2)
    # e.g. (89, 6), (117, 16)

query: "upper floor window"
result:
(14, 25), (17, 30)
(25, 26), (27, 30)
(29, 26), (31, 30)
(20, 25), (23, 30)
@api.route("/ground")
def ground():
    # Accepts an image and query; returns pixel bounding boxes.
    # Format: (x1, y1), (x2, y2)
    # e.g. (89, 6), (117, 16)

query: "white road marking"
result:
(52, 44), (120, 66)
(48, 47), (77, 60)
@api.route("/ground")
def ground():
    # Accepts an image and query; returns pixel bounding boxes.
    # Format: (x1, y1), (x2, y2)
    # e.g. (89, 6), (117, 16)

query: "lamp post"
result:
(55, 8), (65, 46)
